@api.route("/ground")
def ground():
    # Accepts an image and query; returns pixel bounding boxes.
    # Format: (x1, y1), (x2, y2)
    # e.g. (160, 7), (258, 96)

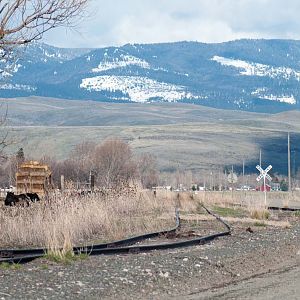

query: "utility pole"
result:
(259, 149), (262, 167)
(89, 170), (95, 191)
(242, 159), (245, 185)
(288, 132), (291, 191)
(231, 165), (234, 200)
(224, 168), (227, 191)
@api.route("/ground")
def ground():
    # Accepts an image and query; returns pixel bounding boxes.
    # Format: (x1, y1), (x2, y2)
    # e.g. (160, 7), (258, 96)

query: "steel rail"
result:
(0, 205), (231, 264)
(268, 206), (300, 212)
(0, 209), (180, 260)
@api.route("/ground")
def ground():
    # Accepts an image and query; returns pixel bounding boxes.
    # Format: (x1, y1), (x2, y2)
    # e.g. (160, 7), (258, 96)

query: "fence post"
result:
(60, 175), (65, 192)
(90, 171), (95, 191)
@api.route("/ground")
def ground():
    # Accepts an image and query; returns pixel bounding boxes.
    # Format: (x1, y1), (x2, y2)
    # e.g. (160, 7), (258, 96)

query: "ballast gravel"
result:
(0, 220), (299, 299)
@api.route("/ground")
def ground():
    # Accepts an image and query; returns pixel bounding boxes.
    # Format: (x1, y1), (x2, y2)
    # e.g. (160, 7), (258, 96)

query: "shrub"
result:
(250, 209), (270, 220)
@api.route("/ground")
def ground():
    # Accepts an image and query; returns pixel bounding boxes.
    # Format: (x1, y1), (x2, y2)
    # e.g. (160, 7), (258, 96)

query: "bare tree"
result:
(138, 153), (159, 189)
(93, 139), (137, 188)
(0, 0), (88, 49)
(0, 0), (89, 79)
(69, 140), (96, 181)
(40, 145), (94, 188)
(0, 0), (89, 160)
(0, 103), (9, 157)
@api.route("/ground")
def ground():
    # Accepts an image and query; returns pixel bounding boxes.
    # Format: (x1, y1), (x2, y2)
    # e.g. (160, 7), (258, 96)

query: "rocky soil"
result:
(0, 214), (299, 300)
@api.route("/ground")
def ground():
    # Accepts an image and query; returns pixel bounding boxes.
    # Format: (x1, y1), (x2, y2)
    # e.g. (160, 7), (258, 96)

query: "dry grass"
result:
(249, 209), (270, 220)
(158, 190), (299, 221)
(0, 189), (297, 250)
(0, 189), (175, 249)
(180, 214), (291, 228)
(189, 190), (300, 206)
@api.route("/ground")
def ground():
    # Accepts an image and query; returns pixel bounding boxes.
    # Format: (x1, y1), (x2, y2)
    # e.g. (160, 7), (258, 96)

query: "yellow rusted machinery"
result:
(16, 161), (51, 196)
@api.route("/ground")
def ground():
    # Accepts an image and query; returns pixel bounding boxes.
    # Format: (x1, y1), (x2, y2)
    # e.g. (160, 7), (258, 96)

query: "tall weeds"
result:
(1, 189), (296, 249)
(0, 189), (174, 249)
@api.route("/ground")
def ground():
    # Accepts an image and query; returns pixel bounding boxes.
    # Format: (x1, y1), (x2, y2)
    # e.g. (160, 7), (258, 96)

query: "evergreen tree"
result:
(16, 148), (25, 166)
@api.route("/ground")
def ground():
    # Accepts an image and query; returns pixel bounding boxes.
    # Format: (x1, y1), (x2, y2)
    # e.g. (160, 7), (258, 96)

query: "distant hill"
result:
(1, 97), (300, 176)
(1, 39), (300, 113)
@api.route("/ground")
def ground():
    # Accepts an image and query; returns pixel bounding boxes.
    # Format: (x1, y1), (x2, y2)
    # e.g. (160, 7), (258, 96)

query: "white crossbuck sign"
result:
(256, 165), (272, 182)
(256, 165), (272, 207)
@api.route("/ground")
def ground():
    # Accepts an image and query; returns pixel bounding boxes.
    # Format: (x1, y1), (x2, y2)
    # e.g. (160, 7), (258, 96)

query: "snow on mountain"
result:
(31, 43), (90, 63)
(92, 54), (150, 73)
(262, 95), (296, 105)
(0, 83), (36, 91)
(251, 88), (296, 104)
(212, 56), (300, 81)
(80, 75), (199, 102)
(2, 40), (300, 113)
(0, 59), (22, 79)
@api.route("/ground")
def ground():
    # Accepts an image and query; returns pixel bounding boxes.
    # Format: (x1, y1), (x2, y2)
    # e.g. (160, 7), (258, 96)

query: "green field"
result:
(1, 97), (300, 174)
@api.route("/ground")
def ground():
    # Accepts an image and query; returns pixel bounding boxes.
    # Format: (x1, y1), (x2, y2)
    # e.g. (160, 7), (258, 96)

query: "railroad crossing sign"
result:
(256, 165), (272, 182)
(228, 172), (238, 184)
(256, 164), (272, 207)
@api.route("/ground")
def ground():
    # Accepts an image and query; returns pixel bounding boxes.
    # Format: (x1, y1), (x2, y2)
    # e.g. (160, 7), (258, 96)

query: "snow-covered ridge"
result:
(0, 61), (22, 78)
(212, 56), (300, 81)
(80, 75), (200, 103)
(262, 94), (296, 105)
(92, 54), (150, 73)
(251, 88), (296, 105)
(0, 83), (36, 91)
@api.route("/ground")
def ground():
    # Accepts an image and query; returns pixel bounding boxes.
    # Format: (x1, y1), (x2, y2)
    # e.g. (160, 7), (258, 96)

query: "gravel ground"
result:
(0, 218), (299, 299)
(188, 265), (300, 299)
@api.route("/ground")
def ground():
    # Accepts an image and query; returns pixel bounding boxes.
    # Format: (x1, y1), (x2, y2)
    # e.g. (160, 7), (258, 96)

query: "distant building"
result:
(256, 184), (271, 192)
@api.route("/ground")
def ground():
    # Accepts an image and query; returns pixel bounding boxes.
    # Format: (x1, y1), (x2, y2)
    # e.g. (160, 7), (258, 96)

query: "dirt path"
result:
(186, 265), (300, 300)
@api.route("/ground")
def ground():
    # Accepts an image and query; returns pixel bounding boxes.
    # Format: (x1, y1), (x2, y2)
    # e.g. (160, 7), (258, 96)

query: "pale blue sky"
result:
(44, 0), (300, 48)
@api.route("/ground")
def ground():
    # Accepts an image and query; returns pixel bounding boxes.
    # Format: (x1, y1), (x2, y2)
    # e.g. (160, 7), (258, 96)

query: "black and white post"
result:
(256, 165), (272, 207)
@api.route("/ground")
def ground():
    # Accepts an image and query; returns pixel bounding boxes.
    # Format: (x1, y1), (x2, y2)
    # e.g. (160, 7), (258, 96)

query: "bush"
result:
(251, 209), (270, 220)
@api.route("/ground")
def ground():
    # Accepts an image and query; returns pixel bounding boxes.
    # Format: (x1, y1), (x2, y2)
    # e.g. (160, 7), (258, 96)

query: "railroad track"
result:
(0, 205), (231, 264)
(268, 206), (300, 212)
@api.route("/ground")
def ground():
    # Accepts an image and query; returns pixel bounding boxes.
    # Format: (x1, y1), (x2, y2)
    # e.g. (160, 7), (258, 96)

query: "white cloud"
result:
(43, 0), (300, 48)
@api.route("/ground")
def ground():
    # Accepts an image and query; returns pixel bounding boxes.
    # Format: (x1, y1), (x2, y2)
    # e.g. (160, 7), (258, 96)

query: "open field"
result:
(0, 189), (175, 249)
(1, 189), (299, 249)
(0, 189), (299, 299)
(1, 97), (300, 174)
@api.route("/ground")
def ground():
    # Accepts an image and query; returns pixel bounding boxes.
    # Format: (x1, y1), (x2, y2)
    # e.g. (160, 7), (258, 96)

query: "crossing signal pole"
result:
(256, 165), (272, 208)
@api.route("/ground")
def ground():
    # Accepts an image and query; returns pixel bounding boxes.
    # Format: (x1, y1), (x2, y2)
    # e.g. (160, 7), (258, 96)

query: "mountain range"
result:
(1, 39), (300, 113)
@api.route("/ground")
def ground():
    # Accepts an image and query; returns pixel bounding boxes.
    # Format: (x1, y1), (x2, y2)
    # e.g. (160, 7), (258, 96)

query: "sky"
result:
(44, 0), (300, 48)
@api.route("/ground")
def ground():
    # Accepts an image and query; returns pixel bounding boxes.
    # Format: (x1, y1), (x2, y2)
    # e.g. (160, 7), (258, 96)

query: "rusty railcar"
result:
(16, 161), (51, 196)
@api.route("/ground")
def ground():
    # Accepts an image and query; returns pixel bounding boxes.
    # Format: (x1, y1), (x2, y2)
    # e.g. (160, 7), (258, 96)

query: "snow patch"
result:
(261, 94), (296, 105)
(251, 88), (296, 104)
(0, 83), (36, 91)
(92, 54), (150, 73)
(44, 51), (56, 58)
(80, 75), (201, 103)
(0, 62), (22, 78)
(212, 56), (300, 81)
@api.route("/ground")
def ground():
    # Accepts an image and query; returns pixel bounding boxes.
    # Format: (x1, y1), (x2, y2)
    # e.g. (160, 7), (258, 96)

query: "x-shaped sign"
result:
(256, 165), (272, 182)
